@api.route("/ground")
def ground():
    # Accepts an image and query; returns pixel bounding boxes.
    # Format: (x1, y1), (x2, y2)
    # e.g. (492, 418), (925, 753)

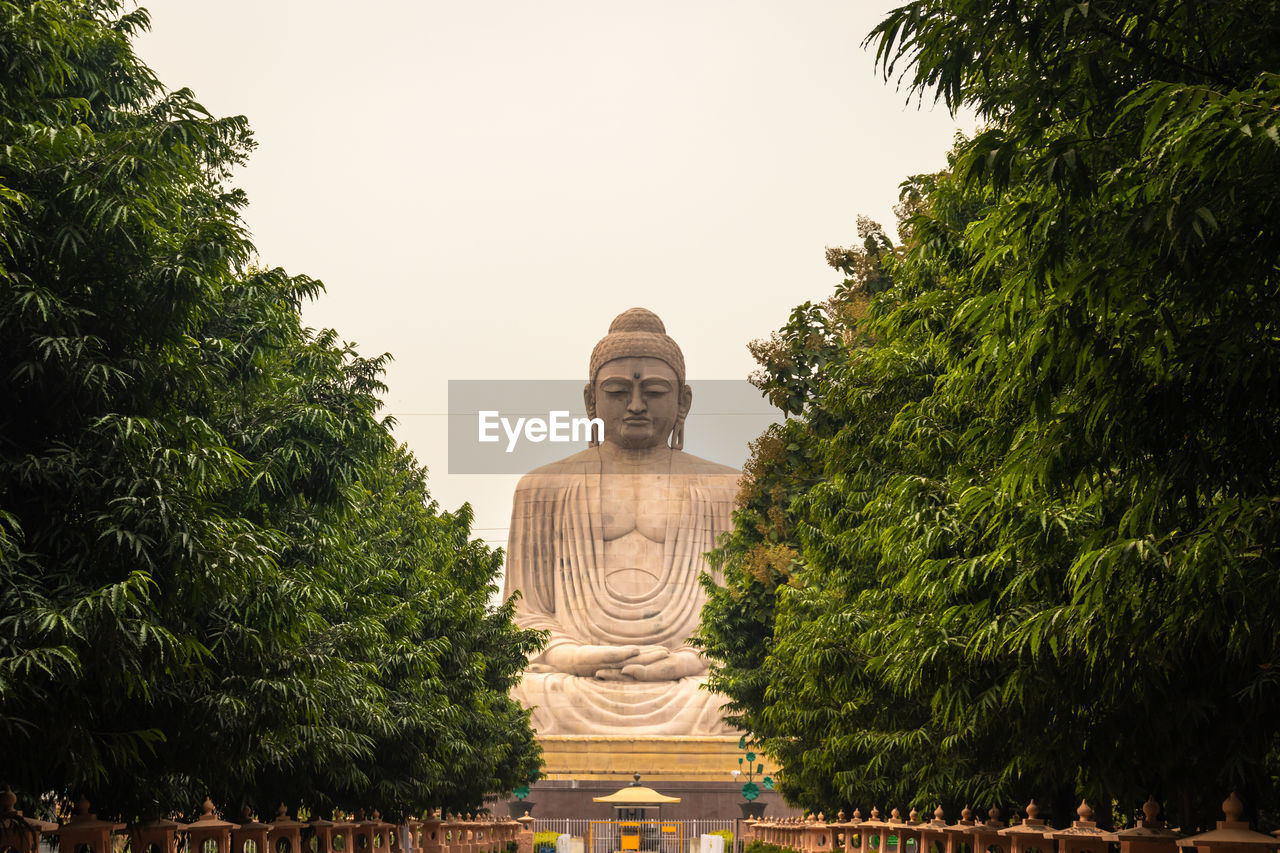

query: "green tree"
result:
(0, 0), (541, 819)
(701, 0), (1280, 828)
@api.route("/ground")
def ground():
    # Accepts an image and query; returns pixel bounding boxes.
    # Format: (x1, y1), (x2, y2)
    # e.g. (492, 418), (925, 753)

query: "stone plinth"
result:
(529, 735), (792, 820)
(528, 780), (796, 822)
(540, 735), (756, 781)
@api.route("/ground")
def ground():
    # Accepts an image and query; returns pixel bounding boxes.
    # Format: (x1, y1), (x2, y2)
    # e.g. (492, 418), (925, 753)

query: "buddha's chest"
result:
(596, 474), (687, 600)
(598, 474), (685, 542)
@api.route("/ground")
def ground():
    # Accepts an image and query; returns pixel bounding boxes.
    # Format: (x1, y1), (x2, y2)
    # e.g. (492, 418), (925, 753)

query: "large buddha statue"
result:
(503, 308), (739, 735)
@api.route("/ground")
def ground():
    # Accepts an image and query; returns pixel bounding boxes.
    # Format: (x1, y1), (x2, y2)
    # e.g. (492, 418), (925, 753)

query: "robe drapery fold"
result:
(503, 447), (739, 735)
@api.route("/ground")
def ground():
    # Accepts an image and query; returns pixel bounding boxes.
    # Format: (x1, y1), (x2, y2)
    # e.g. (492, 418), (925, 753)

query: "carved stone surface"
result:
(503, 308), (738, 735)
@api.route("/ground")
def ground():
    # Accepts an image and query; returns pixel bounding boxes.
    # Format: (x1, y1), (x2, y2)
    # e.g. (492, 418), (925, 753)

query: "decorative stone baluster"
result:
(1046, 800), (1113, 853)
(419, 813), (444, 853)
(132, 814), (181, 853)
(57, 798), (126, 853)
(267, 805), (306, 853)
(0, 785), (58, 853)
(891, 807), (923, 853)
(969, 807), (1006, 853)
(941, 806), (977, 853)
(998, 801), (1049, 853)
(803, 813), (834, 853)
(1113, 797), (1179, 853)
(402, 817), (422, 853)
(830, 810), (852, 853)
(860, 807), (890, 853)
(307, 811), (340, 853)
(850, 809), (866, 853)
(187, 798), (240, 853)
(918, 807), (949, 853)
(353, 809), (393, 853)
(1178, 793), (1279, 853)
(460, 814), (476, 853)
(515, 813), (534, 853)
(760, 815), (776, 847)
(233, 806), (271, 853)
(351, 810), (373, 853)
(438, 815), (454, 853)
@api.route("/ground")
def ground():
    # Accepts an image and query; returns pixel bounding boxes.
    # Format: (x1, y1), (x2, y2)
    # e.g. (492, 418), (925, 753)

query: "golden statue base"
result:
(538, 734), (768, 782)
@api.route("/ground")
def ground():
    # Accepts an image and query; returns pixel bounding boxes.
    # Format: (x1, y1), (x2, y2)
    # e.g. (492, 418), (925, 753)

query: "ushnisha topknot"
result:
(589, 307), (686, 384)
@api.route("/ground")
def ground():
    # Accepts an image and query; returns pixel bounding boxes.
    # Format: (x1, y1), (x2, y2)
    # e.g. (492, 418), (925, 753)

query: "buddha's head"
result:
(585, 308), (692, 450)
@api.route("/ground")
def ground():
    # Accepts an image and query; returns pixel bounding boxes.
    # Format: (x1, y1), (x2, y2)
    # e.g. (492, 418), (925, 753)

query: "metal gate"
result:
(587, 821), (684, 853)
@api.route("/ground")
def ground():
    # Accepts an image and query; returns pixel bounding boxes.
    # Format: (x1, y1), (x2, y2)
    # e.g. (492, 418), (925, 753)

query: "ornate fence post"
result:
(56, 798), (125, 853)
(942, 807), (977, 853)
(892, 807), (922, 853)
(1, 786), (57, 853)
(860, 807), (890, 853)
(917, 807), (948, 853)
(499, 814), (519, 852)
(234, 806), (271, 853)
(443, 815), (459, 853)
(826, 811), (849, 853)
(308, 811), (340, 853)
(997, 801), (1049, 853)
(268, 805), (306, 853)
(849, 810), (866, 853)
(970, 808), (1006, 853)
(1113, 797), (1179, 853)
(515, 814), (535, 853)
(353, 809), (393, 853)
(1045, 801), (1112, 853)
(187, 798), (239, 853)
(1179, 793), (1280, 853)
(774, 815), (788, 848)
(404, 818), (424, 853)
(418, 813), (444, 853)
(798, 814), (822, 853)
(133, 814), (181, 853)
(463, 809), (478, 850)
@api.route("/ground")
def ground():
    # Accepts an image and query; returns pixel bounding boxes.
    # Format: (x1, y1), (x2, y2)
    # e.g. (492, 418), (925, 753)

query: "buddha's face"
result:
(588, 357), (691, 450)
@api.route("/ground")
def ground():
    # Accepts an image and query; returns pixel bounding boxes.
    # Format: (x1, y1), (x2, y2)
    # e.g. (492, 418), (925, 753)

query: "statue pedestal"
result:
(538, 734), (742, 781)
(530, 735), (792, 820)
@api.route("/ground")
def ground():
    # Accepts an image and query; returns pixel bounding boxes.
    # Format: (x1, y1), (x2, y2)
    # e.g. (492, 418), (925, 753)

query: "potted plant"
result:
(733, 737), (773, 818)
(507, 783), (535, 818)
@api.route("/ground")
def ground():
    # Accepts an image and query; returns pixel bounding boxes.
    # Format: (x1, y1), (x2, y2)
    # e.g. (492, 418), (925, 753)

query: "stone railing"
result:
(0, 787), (536, 853)
(741, 794), (1279, 853)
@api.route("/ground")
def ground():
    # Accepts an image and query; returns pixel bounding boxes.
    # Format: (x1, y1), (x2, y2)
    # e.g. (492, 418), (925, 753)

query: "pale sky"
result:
(132, 0), (976, 558)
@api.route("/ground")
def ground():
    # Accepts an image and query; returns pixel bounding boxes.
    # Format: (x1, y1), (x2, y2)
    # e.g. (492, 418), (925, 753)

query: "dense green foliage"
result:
(0, 0), (541, 819)
(744, 842), (790, 853)
(698, 0), (1280, 829)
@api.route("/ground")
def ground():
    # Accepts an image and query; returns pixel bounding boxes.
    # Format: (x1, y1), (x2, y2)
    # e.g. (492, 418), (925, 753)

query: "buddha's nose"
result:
(627, 387), (646, 412)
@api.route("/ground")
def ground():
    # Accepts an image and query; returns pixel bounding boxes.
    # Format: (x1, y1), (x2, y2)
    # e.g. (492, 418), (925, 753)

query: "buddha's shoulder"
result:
(512, 448), (739, 486)
(514, 448), (602, 485)
(668, 450), (741, 479)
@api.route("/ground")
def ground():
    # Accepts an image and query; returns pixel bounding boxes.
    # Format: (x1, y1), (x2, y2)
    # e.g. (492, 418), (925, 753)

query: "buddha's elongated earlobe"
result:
(670, 382), (691, 450)
(584, 382), (600, 447)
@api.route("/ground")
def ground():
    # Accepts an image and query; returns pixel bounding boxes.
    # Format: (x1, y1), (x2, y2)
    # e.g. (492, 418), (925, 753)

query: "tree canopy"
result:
(698, 0), (1280, 829)
(0, 0), (541, 820)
